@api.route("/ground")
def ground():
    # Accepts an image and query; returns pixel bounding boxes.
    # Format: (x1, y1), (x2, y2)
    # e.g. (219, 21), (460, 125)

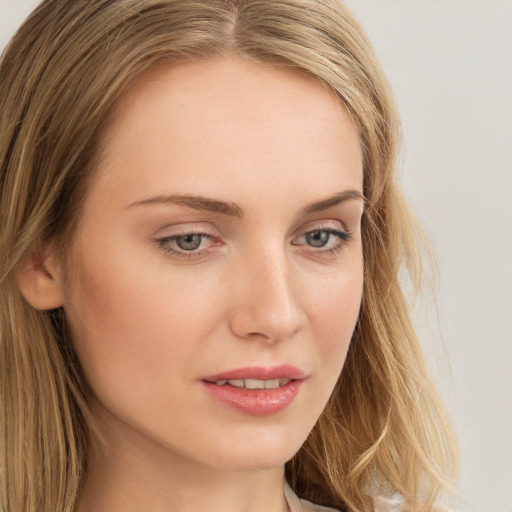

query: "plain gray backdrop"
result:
(1, 1), (511, 511)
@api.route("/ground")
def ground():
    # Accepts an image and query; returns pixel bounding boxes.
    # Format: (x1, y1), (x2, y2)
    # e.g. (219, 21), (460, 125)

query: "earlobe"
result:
(14, 248), (65, 310)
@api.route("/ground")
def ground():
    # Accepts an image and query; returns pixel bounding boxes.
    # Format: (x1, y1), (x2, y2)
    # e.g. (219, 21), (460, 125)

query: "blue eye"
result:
(155, 232), (214, 258)
(293, 228), (352, 255)
(173, 233), (204, 251)
(155, 227), (352, 261)
(304, 230), (331, 248)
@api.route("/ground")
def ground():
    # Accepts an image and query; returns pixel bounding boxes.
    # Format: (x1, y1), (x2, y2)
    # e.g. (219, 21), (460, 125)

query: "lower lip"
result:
(202, 380), (303, 416)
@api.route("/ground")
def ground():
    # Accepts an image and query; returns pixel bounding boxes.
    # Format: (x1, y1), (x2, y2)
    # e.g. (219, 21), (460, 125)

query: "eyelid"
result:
(291, 220), (354, 258)
(152, 219), (355, 261)
(293, 205), (363, 234)
(292, 227), (352, 245)
(151, 221), (218, 238)
(152, 225), (222, 261)
(293, 218), (350, 237)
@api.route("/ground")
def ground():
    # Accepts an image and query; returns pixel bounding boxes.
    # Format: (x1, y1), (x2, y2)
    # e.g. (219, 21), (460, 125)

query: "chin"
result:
(200, 427), (309, 472)
(210, 452), (293, 473)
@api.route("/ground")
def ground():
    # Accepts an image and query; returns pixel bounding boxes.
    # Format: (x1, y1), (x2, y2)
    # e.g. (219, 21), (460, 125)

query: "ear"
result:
(15, 247), (65, 310)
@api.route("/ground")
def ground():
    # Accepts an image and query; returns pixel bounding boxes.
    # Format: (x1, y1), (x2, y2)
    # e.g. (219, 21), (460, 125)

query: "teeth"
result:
(227, 379), (244, 388)
(245, 379), (265, 389)
(213, 378), (291, 389)
(264, 379), (280, 389)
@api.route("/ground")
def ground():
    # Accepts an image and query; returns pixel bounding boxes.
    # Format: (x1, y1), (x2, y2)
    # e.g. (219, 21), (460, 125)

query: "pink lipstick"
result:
(201, 365), (305, 416)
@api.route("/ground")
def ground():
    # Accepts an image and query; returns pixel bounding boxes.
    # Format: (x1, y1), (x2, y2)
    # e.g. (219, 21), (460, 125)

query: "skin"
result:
(55, 57), (364, 512)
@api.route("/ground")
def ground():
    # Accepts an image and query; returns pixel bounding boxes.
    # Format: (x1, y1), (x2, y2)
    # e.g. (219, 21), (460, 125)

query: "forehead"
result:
(91, 57), (363, 207)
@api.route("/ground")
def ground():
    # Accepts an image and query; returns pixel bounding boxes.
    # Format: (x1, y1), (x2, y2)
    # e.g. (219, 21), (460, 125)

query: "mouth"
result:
(201, 365), (305, 416)
(204, 378), (292, 390)
(202, 364), (305, 383)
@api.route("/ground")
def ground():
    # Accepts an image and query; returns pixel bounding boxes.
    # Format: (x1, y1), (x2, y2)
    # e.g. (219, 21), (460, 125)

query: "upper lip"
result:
(202, 365), (306, 382)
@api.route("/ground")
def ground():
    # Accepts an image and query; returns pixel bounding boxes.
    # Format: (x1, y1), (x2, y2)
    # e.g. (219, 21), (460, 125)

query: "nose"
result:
(228, 248), (306, 343)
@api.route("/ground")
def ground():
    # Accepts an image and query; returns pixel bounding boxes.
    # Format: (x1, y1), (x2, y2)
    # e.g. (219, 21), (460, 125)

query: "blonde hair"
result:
(0, 1), (458, 511)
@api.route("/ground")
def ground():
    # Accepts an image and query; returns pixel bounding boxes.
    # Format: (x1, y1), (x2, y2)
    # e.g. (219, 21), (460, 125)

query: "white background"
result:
(1, 1), (511, 511)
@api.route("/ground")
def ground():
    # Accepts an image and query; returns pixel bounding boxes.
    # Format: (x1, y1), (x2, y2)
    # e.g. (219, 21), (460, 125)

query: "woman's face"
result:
(63, 57), (364, 472)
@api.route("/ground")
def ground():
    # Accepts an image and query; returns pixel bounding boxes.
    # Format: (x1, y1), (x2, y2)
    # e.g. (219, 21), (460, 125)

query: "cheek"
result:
(307, 256), (363, 373)
(309, 252), (363, 325)
(63, 248), (222, 402)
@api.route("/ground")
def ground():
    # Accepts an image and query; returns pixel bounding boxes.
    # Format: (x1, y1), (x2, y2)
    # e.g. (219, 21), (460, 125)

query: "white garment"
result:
(284, 481), (433, 512)
(284, 482), (339, 512)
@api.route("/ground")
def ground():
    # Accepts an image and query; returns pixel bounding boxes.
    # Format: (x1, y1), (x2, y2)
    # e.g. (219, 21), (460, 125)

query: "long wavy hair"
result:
(0, 1), (458, 511)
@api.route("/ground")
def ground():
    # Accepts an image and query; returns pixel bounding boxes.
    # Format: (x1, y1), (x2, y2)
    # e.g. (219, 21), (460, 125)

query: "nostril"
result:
(229, 301), (304, 343)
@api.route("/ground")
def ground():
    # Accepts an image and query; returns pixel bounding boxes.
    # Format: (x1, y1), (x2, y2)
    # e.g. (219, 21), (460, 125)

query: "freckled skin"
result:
(66, 57), (364, 511)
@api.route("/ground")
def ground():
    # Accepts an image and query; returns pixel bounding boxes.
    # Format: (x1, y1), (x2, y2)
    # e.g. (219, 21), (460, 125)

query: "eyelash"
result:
(292, 228), (353, 258)
(154, 231), (216, 260)
(154, 227), (353, 261)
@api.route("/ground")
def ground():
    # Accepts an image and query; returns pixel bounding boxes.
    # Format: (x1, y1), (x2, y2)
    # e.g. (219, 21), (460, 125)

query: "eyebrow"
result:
(128, 194), (244, 217)
(299, 189), (365, 215)
(128, 189), (364, 217)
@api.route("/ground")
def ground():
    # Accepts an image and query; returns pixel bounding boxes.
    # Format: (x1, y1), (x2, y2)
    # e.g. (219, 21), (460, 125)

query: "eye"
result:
(173, 233), (204, 251)
(154, 231), (217, 259)
(303, 230), (333, 248)
(292, 227), (352, 256)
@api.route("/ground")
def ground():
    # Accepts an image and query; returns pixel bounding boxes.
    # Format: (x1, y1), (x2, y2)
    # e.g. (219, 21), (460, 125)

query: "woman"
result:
(0, 1), (458, 511)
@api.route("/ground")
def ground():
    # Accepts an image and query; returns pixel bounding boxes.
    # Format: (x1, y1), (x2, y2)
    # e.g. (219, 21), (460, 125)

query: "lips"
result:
(201, 365), (305, 416)
(202, 364), (305, 382)
(208, 378), (291, 390)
